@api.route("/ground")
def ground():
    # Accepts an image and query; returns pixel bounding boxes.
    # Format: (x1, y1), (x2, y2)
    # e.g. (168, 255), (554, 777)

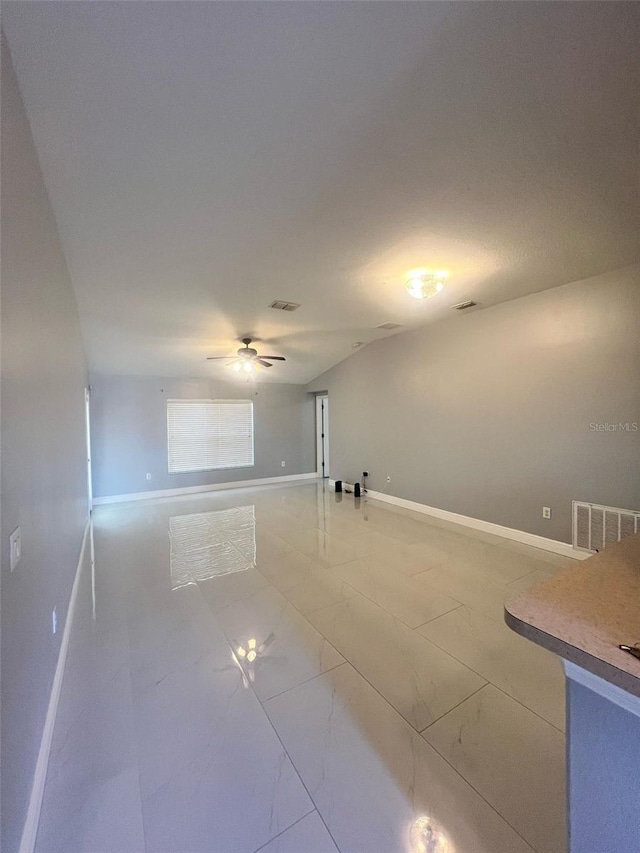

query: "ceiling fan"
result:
(207, 338), (286, 373)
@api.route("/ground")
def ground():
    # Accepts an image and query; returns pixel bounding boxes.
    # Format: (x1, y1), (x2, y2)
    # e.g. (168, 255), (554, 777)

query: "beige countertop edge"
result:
(503, 534), (640, 698)
(504, 605), (640, 699)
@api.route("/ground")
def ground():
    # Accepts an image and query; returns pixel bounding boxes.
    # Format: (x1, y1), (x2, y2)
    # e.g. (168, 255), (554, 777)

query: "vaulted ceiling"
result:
(3, 1), (639, 383)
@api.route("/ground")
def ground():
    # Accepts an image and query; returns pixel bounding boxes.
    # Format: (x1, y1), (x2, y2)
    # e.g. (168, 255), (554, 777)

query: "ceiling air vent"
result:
(376, 322), (403, 331)
(270, 300), (300, 312)
(452, 301), (477, 311)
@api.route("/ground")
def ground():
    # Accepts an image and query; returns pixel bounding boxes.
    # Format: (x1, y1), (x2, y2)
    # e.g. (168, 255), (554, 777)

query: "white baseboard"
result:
(328, 480), (587, 560)
(19, 517), (91, 853)
(93, 472), (318, 506)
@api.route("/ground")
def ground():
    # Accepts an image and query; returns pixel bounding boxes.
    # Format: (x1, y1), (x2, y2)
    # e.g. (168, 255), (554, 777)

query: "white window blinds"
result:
(167, 399), (254, 473)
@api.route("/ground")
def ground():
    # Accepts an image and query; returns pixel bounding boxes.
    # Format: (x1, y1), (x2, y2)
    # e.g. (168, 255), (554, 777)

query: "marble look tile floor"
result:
(35, 481), (569, 853)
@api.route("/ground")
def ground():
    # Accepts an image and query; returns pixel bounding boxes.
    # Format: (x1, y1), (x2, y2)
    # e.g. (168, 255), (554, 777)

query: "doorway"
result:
(315, 395), (329, 479)
(84, 387), (93, 513)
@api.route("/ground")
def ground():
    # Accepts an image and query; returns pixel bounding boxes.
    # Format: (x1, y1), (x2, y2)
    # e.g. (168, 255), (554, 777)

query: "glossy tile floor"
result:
(36, 481), (571, 853)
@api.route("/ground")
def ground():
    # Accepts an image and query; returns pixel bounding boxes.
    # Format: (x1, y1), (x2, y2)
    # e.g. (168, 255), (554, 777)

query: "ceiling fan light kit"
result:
(207, 338), (286, 374)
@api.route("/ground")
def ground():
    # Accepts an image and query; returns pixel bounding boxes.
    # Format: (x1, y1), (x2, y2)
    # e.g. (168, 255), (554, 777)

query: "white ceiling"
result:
(3, 1), (639, 384)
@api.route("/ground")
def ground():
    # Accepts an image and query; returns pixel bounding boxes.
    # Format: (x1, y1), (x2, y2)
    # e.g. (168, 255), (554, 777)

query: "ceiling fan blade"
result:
(259, 355), (286, 361)
(207, 356), (234, 360)
(257, 359), (273, 368)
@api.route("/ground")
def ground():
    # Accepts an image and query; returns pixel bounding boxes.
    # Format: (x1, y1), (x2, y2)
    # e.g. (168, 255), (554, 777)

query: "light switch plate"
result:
(10, 527), (22, 571)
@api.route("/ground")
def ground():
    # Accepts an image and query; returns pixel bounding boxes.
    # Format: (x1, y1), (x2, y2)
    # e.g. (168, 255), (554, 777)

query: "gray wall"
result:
(90, 375), (316, 498)
(1, 37), (89, 852)
(309, 264), (640, 543)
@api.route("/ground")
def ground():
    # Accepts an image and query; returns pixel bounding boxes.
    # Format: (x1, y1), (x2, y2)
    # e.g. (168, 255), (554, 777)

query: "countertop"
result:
(505, 533), (640, 698)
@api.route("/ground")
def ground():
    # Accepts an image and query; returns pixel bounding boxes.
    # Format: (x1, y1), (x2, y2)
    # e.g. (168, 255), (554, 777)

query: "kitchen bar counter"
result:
(505, 533), (640, 853)
(505, 533), (640, 697)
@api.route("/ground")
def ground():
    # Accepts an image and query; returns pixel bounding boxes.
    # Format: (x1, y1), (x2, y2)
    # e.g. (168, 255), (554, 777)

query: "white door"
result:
(315, 395), (329, 478)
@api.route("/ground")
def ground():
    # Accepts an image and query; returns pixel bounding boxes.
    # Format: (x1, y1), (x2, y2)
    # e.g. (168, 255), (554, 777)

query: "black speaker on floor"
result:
(335, 480), (342, 493)
(354, 482), (361, 497)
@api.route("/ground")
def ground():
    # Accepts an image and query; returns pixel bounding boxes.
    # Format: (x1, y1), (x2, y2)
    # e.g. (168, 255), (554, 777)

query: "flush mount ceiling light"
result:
(405, 269), (449, 300)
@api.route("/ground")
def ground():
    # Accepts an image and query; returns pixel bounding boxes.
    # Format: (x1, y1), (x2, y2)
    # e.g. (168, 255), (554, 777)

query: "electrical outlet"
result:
(52, 607), (57, 635)
(281, 460), (286, 467)
(9, 527), (22, 571)
(542, 506), (551, 519)
(386, 474), (392, 483)
(146, 473), (152, 480)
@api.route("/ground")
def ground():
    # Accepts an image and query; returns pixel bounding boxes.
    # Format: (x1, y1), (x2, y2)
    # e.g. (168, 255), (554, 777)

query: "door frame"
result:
(315, 395), (329, 478)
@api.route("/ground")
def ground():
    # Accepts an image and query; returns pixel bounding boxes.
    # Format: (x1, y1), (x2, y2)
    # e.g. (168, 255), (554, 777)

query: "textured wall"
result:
(1, 37), (88, 852)
(89, 375), (316, 498)
(308, 264), (640, 543)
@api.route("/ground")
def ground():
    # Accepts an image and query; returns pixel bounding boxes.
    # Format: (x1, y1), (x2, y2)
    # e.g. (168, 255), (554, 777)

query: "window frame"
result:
(166, 398), (255, 474)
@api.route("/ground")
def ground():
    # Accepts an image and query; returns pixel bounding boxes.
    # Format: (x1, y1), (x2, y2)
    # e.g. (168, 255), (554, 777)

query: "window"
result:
(167, 399), (254, 473)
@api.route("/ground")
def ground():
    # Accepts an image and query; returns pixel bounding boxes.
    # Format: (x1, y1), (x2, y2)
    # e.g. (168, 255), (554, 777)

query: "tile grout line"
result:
(418, 689), (544, 853)
(304, 584), (563, 736)
(488, 681), (567, 736)
(415, 611), (566, 734)
(288, 582), (359, 620)
(418, 681), (490, 734)
(298, 588), (492, 733)
(132, 576), (334, 852)
(318, 561), (468, 630)
(302, 609), (481, 735)
(422, 734), (540, 852)
(260, 660), (347, 705)
(412, 602), (465, 632)
(250, 808), (317, 853)
(188, 545), (348, 850)
(267, 658), (537, 853)
(249, 664), (349, 853)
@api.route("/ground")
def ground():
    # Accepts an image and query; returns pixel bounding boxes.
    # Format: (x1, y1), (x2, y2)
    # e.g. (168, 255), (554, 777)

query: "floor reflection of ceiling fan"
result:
(207, 338), (286, 373)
